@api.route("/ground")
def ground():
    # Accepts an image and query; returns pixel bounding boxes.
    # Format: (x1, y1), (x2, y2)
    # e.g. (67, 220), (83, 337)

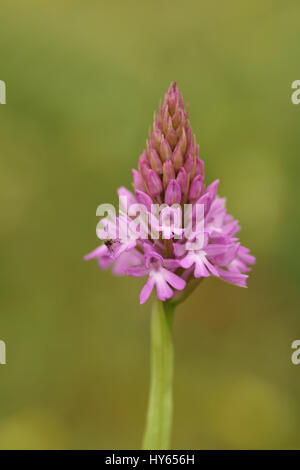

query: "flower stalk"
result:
(143, 299), (175, 450)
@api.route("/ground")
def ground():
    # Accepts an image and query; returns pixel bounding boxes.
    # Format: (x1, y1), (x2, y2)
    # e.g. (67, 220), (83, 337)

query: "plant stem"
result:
(142, 299), (175, 450)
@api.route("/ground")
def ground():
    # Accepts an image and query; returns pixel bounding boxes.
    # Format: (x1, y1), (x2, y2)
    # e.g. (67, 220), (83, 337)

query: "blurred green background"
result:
(0, 0), (300, 449)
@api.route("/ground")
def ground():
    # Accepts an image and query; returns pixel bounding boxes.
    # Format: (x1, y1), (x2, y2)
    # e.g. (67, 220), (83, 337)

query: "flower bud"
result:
(165, 179), (181, 205)
(138, 158), (150, 181)
(166, 117), (177, 149)
(172, 145), (183, 171)
(176, 167), (188, 194)
(177, 128), (187, 155)
(172, 107), (183, 130)
(184, 154), (194, 174)
(162, 105), (169, 135)
(188, 175), (203, 201)
(195, 158), (204, 177)
(152, 126), (163, 152)
(132, 169), (144, 191)
(147, 169), (163, 198)
(150, 149), (163, 174)
(185, 127), (193, 149)
(160, 137), (172, 161)
(168, 92), (176, 116)
(163, 160), (175, 189)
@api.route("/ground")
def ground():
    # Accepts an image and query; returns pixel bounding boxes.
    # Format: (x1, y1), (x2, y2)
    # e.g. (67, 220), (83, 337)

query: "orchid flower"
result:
(85, 83), (255, 450)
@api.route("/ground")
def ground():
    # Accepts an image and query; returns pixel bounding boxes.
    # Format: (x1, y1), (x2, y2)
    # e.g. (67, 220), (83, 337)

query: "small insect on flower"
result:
(85, 82), (255, 304)
(104, 238), (120, 251)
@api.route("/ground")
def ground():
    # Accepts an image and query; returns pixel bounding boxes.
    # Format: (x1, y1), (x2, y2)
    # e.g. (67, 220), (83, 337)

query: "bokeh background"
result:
(0, 0), (299, 449)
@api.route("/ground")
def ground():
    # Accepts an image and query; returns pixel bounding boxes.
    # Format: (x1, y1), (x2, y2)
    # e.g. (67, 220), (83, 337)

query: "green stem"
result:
(142, 299), (175, 450)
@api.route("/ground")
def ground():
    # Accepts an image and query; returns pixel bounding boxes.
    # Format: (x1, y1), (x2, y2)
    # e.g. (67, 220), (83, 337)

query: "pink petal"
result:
(155, 278), (173, 301)
(127, 265), (149, 277)
(162, 268), (186, 290)
(206, 179), (219, 200)
(117, 187), (136, 208)
(173, 242), (186, 257)
(140, 277), (155, 304)
(206, 243), (239, 266)
(84, 245), (108, 261)
(180, 254), (194, 269)
(163, 258), (181, 270)
(135, 190), (153, 212)
(113, 250), (143, 276)
(194, 261), (210, 278)
(217, 268), (248, 287)
(203, 258), (220, 277)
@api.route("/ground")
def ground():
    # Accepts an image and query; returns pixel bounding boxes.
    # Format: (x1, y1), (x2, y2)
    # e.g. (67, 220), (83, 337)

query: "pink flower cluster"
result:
(85, 82), (255, 304)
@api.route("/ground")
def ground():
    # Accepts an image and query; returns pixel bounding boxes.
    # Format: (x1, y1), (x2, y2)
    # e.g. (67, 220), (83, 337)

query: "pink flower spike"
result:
(85, 82), (255, 304)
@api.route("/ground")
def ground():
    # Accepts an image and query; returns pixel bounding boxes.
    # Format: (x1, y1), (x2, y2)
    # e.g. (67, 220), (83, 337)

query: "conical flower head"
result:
(85, 82), (255, 304)
(134, 82), (204, 205)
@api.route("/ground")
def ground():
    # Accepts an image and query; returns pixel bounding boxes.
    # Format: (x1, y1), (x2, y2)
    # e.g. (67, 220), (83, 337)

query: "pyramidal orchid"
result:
(85, 82), (255, 449)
